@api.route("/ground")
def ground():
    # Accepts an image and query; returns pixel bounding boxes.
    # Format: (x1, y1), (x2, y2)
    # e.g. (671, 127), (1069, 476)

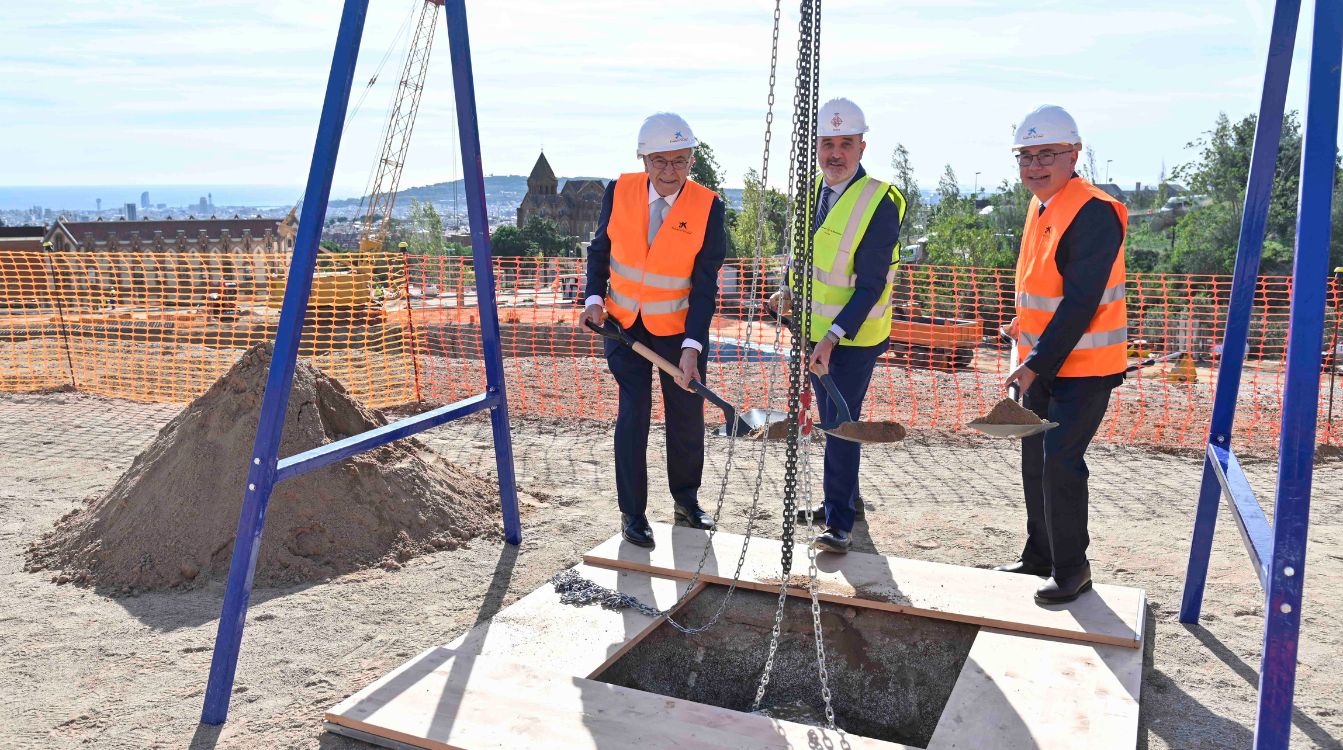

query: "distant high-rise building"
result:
(125, 203), (137, 221)
(96, 198), (102, 212)
(140, 191), (150, 209)
(198, 196), (209, 213)
(207, 192), (213, 207)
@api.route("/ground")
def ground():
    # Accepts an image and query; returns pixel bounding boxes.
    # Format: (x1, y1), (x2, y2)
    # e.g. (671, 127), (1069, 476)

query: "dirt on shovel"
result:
(972, 398), (1045, 427)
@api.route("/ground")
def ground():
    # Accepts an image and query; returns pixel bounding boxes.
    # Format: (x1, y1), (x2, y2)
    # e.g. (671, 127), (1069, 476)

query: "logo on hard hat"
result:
(830, 114), (843, 130)
(1024, 127), (1041, 140)
(671, 130), (688, 143)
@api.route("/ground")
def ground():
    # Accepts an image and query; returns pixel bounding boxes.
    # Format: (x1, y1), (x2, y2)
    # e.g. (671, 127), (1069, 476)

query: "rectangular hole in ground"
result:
(594, 584), (979, 748)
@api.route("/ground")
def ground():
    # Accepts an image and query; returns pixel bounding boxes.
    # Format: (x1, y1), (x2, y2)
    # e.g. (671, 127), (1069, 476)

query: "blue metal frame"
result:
(199, 0), (520, 725)
(1179, 0), (1338, 747)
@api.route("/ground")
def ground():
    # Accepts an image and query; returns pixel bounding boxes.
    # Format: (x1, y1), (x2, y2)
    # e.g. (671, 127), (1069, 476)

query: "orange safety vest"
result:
(1016, 177), (1128, 377)
(604, 173), (715, 336)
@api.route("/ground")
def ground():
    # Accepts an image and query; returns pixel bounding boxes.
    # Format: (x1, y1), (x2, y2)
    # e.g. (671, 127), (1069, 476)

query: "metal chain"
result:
(753, 0), (821, 711)
(548, 0), (789, 638)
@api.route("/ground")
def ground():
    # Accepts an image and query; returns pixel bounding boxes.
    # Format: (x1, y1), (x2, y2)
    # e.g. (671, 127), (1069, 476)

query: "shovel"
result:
(584, 319), (782, 438)
(808, 361), (908, 443)
(967, 334), (1059, 439)
(765, 310), (905, 443)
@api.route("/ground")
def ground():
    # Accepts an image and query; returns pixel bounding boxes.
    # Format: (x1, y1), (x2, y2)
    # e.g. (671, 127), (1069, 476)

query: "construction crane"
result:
(360, 0), (443, 251)
(270, 0), (443, 325)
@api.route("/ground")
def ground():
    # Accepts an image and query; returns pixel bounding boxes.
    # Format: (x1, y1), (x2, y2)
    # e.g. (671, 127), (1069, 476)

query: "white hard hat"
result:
(817, 98), (869, 137)
(637, 112), (698, 156)
(1013, 105), (1081, 149)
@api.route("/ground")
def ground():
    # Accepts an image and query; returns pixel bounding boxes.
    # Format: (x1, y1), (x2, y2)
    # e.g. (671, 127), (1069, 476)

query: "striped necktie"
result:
(815, 185), (835, 229)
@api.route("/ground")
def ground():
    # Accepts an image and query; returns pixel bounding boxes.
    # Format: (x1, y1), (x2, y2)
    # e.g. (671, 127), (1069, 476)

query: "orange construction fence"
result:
(3, 250), (1341, 451)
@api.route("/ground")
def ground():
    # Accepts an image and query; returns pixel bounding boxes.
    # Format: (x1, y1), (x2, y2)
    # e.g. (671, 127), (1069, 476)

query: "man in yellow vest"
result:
(999, 105), (1128, 604)
(768, 98), (906, 553)
(579, 113), (728, 549)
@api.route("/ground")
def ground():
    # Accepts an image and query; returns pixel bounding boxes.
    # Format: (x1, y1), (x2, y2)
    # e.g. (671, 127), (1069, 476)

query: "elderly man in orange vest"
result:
(999, 105), (1128, 604)
(579, 113), (728, 549)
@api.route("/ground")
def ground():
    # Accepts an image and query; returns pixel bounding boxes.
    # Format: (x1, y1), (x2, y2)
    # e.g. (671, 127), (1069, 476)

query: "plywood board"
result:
(583, 523), (1145, 648)
(444, 563), (703, 677)
(327, 648), (915, 750)
(928, 628), (1142, 749)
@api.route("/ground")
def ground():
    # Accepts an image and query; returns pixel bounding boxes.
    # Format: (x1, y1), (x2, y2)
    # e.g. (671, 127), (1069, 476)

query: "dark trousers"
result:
(809, 340), (887, 532)
(1019, 375), (1118, 576)
(606, 317), (707, 517)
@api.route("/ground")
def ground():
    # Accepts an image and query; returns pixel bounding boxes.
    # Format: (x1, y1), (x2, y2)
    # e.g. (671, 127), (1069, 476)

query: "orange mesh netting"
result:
(3, 251), (1341, 450)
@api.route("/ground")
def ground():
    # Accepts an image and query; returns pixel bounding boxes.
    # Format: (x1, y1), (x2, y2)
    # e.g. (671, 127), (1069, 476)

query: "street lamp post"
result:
(1106, 159), (1113, 183)
(973, 171), (981, 197)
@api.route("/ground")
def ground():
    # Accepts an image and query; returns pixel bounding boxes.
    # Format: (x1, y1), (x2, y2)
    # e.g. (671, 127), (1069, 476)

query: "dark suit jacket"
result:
(584, 178), (728, 346)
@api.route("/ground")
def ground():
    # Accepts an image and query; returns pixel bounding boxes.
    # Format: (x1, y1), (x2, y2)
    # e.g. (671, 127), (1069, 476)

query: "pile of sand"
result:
(26, 343), (501, 593)
(971, 397), (1044, 426)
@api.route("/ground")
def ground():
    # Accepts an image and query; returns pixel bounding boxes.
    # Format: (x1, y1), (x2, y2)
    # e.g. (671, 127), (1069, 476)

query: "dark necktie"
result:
(1038, 204), (1046, 217)
(815, 185), (835, 229)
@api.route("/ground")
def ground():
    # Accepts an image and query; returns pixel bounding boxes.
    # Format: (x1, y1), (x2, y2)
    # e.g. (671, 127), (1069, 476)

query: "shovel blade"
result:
(714, 408), (789, 438)
(966, 420), (1060, 438)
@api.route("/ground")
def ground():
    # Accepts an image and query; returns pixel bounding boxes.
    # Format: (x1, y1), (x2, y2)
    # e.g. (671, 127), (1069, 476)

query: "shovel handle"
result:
(809, 361), (855, 425)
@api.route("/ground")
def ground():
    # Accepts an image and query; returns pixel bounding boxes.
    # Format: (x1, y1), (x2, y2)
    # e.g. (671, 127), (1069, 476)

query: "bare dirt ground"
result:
(1, 391), (1341, 749)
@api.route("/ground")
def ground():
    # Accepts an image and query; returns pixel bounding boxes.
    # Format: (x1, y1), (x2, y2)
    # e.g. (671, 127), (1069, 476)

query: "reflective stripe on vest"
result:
(1017, 282), (1126, 313)
(604, 173), (715, 336)
(797, 175), (907, 347)
(610, 256), (692, 290)
(608, 288), (689, 315)
(1019, 326), (1128, 350)
(1014, 176), (1128, 377)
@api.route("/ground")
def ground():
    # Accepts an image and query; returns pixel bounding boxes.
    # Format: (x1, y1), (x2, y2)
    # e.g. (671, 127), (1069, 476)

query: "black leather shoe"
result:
(993, 559), (1052, 576)
(673, 503), (715, 530)
(1035, 565), (1093, 604)
(621, 513), (655, 548)
(797, 496), (866, 524)
(812, 527), (851, 554)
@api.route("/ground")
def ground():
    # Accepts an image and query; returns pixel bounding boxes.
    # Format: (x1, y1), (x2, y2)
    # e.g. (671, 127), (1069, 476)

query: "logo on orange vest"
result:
(1042, 225), (1053, 237)
(672, 220), (691, 233)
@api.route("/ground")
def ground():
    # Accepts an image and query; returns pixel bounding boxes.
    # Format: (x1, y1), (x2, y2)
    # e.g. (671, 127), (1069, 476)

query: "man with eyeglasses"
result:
(997, 105), (1128, 604)
(579, 112), (728, 549)
(767, 97), (907, 554)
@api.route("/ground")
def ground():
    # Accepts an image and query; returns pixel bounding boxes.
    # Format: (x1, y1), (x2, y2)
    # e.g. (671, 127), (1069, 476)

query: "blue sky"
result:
(0, 0), (1322, 198)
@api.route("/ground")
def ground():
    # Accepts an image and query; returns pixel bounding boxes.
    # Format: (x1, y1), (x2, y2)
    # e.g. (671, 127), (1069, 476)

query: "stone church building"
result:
(516, 152), (604, 241)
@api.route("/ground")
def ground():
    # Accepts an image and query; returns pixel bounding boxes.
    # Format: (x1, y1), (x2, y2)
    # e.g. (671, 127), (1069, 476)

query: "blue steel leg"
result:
(1256, 0), (1341, 745)
(200, 0), (369, 724)
(443, 0), (522, 545)
(1179, 0), (1302, 624)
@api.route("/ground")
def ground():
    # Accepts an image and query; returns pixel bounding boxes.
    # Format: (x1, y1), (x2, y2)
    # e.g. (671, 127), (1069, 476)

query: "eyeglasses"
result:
(647, 156), (692, 172)
(1015, 148), (1074, 167)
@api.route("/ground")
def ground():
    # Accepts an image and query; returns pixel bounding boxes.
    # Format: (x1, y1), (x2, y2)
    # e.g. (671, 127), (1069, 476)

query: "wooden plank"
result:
(583, 523), (1145, 648)
(927, 628), (1142, 749)
(444, 563), (703, 677)
(326, 648), (914, 750)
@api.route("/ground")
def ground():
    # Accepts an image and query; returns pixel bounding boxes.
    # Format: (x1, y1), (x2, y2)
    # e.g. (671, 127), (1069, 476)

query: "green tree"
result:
(689, 141), (726, 199)
(933, 164), (965, 220)
(923, 210), (1012, 268)
(489, 224), (530, 258)
(519, 217), (579, 256)
(889, 143), (924, 234)
(729, 168), (789, 258)
(406, 199), (446, 256)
